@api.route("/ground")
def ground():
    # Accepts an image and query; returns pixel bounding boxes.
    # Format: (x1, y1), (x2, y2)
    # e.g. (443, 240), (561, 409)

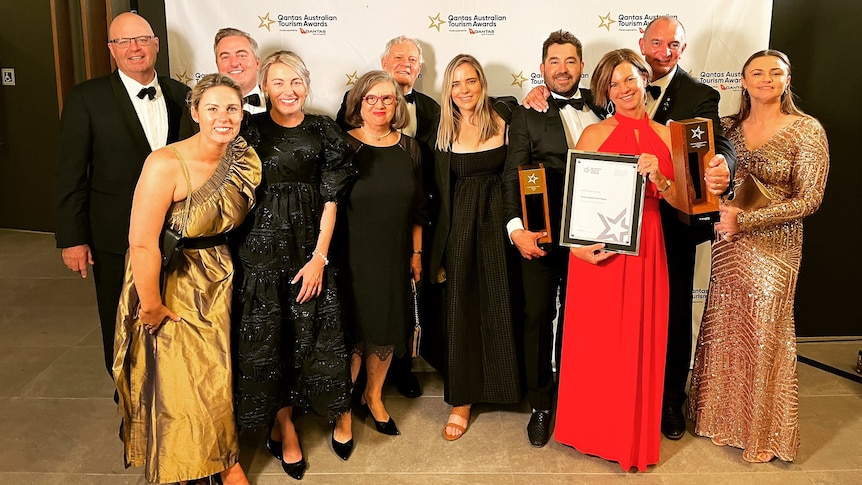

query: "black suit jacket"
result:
(55, 71), (194, 255)
(652, 67), (737, 241)
(502, 88), (602, 246)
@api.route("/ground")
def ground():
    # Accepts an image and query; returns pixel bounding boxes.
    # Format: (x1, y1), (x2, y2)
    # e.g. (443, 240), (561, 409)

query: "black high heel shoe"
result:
(364, 401), (400, 436)
(267, 423), (307, 480)
(331, 428), (354, 461)
(265, 427), (283, 461)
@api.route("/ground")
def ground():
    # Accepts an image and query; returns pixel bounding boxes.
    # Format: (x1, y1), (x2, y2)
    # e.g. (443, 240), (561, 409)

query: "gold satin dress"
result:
(688, 116), (829, 462)
(113, 137), (261, 483)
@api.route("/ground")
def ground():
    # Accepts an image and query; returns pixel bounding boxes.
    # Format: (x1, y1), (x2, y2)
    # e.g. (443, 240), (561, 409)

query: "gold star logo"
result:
(345, 70), (358, 86)
(428, 13), (445, 31)
(511, 70), (528, 88)
(258, 12), (276, 31)
(598, 12), (616, 31)
(176, 70), (193, 86)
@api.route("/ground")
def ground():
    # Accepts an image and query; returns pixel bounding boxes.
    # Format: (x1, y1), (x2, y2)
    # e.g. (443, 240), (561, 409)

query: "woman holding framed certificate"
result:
(553, 49), (687, 471)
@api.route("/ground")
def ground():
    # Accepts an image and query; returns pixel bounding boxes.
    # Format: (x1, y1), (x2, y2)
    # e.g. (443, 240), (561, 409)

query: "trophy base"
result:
(677, 210), (719, 226)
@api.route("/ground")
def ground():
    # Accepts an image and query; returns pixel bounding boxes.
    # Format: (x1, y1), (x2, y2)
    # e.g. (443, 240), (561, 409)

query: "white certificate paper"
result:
(560, 151), (645, 255)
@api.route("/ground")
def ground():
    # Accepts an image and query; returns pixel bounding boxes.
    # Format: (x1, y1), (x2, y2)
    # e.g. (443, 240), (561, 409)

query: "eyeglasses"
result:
(362, 94), (396, 106)
(108, 35), (155, 48)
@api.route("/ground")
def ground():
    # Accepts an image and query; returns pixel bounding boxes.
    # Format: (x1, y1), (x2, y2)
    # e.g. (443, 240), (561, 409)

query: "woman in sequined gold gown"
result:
(114, 74), (260, 484)
(429, 54), (522, 441)
(555, 49), (690, 472)
(688, 50), (829, 464)
(232, 52), (357, 478)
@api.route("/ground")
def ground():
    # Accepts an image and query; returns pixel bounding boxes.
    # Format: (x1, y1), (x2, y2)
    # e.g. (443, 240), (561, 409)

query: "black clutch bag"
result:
(159, 226), (184, 268)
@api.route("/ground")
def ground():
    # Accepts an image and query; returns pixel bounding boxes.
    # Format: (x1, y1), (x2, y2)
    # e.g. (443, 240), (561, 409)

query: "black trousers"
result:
(659, 203), (713, 410)
(91, 249), (126, 377)
(520, 247), (568, 411)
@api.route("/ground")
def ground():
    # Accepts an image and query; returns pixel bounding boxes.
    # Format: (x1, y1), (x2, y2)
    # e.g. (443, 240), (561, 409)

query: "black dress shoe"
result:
(331, 428), (354, 461)
(661, 406), (686, 440)
(393, 371), (422, 398)
(364, 402), (400, 435)
(281, 455), (307, 481)
(527, 410), (551, 447)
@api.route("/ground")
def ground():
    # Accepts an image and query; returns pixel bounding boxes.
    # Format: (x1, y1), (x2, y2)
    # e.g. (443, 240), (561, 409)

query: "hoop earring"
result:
(606, 100), (615, 116)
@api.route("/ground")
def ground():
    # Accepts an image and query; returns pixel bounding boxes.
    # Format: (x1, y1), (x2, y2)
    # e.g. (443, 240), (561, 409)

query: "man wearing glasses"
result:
(55, 12), (193, 380)
(337, 35), (441, 399)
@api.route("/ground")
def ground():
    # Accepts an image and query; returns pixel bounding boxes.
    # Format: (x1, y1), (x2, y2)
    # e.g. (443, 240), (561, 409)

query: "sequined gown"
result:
(233, 113), (356, 428)
(688, 116), (829, 462)
(341, 134), (425, 358)
(444, 145), (522, 405)
(555, 114), (670, 472)
(113, 137), (261, 484)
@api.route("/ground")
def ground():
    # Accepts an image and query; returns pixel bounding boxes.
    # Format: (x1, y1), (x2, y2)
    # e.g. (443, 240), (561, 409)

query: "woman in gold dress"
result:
(113, 74), (261, 484)
(688, 50), (829, 463)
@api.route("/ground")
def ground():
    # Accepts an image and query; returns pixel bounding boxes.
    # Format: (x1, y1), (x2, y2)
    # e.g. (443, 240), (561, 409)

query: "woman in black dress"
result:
(340, 70), (425, 436)
(430, 54), (522, 440)
(233, 51), (357, 479)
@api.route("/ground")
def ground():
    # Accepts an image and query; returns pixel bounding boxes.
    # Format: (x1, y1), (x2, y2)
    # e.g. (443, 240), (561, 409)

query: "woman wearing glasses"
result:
(339, 70), (425, 436)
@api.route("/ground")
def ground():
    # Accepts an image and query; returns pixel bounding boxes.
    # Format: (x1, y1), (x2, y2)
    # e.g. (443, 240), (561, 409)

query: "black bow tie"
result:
(646, 85), (662, 100)
(244, 93), (262, 107)
(555, 97), (584, 111)
(404, 92), (415, 104)
(137, 86), (156, 100)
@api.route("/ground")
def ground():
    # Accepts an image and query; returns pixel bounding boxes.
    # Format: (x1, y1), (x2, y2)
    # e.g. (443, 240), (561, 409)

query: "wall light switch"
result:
(2, 68), (15, 86)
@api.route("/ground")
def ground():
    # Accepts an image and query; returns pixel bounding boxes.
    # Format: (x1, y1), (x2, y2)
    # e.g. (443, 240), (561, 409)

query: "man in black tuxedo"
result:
(336, 35), (441, 398)
(213, 27), (265, 114)
(639, 15), (735, 440)
(55, 12), (193, 377)
(502, 30), (602, 447)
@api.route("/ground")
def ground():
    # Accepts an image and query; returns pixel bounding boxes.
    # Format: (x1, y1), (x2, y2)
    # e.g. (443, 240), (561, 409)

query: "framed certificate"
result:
(560, 150), (645, 255)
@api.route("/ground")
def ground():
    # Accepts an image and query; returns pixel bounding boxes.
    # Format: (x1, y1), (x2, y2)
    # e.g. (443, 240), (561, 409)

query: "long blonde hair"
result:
(436, 54), (499, 150)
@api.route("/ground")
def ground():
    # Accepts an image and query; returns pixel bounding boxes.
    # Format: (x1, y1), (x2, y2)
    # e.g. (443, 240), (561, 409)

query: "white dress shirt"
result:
(118, 69), (168, 151)
(646, 66), (676, 118)
(243, 85), (266, 115)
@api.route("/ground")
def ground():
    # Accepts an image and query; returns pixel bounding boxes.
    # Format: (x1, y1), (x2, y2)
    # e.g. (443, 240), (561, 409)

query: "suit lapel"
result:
(654, 70), (683, 124)
(161, 76), (182, 145)
(110, 71), (151, 154)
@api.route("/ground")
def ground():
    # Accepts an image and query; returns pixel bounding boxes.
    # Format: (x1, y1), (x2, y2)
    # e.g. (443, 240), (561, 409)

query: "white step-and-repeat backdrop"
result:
(165, 1), (773, 342)
(164, 1), (772, 118)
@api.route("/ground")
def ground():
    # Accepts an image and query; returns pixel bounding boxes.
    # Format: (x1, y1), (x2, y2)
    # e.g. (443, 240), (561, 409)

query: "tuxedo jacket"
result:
(54, 71), (194, 255)
(427, 96), (518, 281)
(502, 88), (602, 246)
(652, 68), (737, 242)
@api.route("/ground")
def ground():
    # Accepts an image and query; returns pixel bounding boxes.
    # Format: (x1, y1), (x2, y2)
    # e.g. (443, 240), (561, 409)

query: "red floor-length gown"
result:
(555, 113), (670, 472)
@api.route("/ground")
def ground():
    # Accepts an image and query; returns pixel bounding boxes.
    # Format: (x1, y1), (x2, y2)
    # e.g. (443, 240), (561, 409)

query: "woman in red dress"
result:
(554, 49), (688, 471)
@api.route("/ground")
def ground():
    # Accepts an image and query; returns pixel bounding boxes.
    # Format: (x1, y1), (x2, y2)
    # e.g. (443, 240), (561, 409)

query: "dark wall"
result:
(0, 2), (60, 231)
(770, 0), (862, 336)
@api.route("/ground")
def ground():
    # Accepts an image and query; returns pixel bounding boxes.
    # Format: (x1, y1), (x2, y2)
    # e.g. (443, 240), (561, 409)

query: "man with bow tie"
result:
(336, 35), (441, 399)
(501, 30), (603, 447)
(214, 27), (264, 114)
(55, 12), (194, 380)
(639, 15), (734, 442)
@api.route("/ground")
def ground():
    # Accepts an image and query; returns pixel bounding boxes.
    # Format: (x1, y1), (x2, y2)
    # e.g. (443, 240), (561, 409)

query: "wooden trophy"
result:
(669, 117), (720, 225)
(518, 164), (552, 244)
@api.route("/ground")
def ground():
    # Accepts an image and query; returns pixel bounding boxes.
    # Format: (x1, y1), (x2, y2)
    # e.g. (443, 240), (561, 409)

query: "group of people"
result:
(54, 11), (829, 484)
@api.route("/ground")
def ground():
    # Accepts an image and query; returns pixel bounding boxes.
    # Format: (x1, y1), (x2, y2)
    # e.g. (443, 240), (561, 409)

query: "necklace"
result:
(360, 125), (392, 141)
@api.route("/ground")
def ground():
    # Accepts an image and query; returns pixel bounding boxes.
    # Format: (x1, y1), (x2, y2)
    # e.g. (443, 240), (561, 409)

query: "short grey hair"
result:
(380, 35), (424, 65)
(213, 27), (259, 59)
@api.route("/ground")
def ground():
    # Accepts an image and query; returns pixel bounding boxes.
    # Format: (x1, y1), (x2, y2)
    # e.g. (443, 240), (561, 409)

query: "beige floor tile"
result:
(805, 470), (862, 485)
(798, 341), (862, 379)
(19, 346), (114, 398)
(795, 395), (862, 469)
(797, 363), (862, 397)
(0, 346), (66, 397)
(0, 305), (99, 347)
(0, 278), (96, 308)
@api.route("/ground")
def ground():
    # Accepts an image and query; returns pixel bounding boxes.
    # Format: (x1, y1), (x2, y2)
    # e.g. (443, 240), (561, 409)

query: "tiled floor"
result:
(1, 228), (860, 484)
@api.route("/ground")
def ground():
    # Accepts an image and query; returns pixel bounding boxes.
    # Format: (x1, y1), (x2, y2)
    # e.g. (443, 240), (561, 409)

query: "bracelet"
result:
(413, 249), (422, 254)
(314, 251), (329, 265)
(657, 178), (671, 192)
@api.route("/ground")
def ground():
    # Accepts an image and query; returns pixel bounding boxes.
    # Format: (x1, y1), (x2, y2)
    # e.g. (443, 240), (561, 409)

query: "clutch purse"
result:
(410, 279), (422, 358)
(728, 173), (773, 211)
